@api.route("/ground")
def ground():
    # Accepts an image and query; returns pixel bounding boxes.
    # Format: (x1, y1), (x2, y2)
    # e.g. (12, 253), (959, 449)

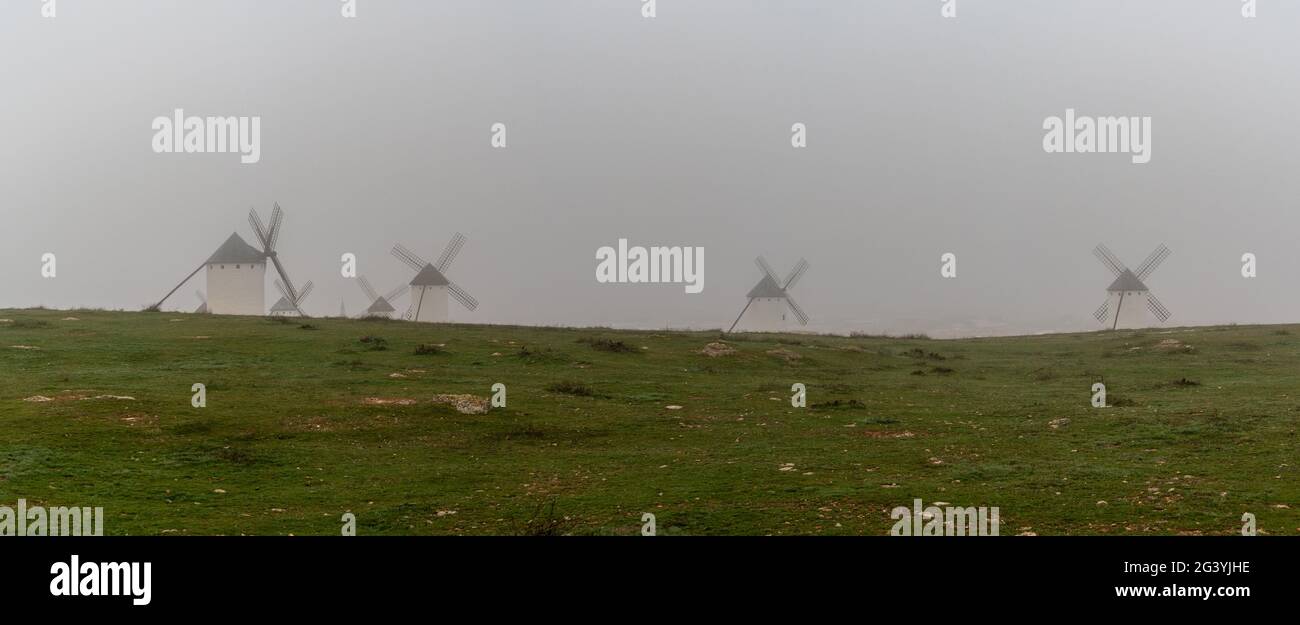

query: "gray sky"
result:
(3, 0), (1298, 337)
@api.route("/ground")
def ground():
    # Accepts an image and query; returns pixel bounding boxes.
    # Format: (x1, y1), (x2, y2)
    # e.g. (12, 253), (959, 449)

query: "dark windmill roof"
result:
(410, 263), (450, 286)
(366, 296), (396, 314)
(206, 233), (266, 265)
(270, 296), (298, 312)
(1107, 269), (1148, 293)
(746, 275), (787, 299)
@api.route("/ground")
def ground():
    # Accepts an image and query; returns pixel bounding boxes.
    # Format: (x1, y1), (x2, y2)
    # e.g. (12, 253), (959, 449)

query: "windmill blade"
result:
(436, 232), (467, 272)
(269, 255), (298, 302)
(384, 284), (409, 302)
(783, 258), (809, 290)
(195, 290), (206, 304)
(391, 243), (429, 272)
(296, 281), (314, 304)
(1093, 300), (1110, 324)
(447, 280), (479, 311)
(1134, 244), (1170, 281)
(402, 300), (416, 321)
(357, 275), (378, 302)
(248, 209), (268, 248)
(1092, 244), (1125, 276)
(266, 203), (284, 251)
(785, 295), (810, 326)
(755, 256), (779, 282)
(274, 279), (292, 301)
(1147, 293), (1172, 323)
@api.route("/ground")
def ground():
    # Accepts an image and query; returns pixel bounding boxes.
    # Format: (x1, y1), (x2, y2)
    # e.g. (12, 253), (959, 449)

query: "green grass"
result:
(1, 309), (1298, 536)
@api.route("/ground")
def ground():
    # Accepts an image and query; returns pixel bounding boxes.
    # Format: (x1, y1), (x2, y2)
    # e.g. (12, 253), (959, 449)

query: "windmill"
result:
(270, 279), (314, 317)
(727, 256), (809, 333)
(194, 290), (208, 314)
(150, 202), (303, 316)
(391, 233), (479, 322)
(355, 275), (408, 318)
(1092, 243), (1172, 330)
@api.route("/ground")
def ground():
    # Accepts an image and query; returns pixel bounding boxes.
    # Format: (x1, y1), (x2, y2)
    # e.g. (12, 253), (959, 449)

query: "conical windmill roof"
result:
(1107, 269), (1148, 293)
(270, 296), (297, 312)
(367, 296), (396, 314)
(410, 263), (450, 286)
(746, 275), (787, 298)
(206, 233), (266, 265)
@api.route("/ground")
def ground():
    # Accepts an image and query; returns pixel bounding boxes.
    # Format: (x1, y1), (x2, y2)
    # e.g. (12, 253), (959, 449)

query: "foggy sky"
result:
(3, 0), (1298, 338)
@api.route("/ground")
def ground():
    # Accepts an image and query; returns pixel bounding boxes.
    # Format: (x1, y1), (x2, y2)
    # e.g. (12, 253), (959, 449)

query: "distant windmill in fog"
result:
(355, 275), (407, 319)
(270, 279), (313, 317)
(193, 290), (208, 314)
(391, 232), (479, 322)
(1092, 243), (1171, 330)
(728, 256), (809, 333)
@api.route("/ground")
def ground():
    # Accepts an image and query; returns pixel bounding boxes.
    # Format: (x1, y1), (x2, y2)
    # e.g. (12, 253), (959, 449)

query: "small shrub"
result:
(546, 380), (605, 398)
(811, 399), (867, 410)
(359, 336), (388, 351)
(414, 344), (444, 356)
(577, 337), (637, 353)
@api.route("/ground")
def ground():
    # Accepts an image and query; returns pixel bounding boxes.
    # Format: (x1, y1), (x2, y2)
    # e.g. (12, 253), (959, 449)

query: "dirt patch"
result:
(431, 394), (491, 415)
(22, 391), (134, 402)
(699, 342), (736, 357)
(767, 347), (802, 362)
(361, 397), (417, 406)
(861, 430), (916, 439)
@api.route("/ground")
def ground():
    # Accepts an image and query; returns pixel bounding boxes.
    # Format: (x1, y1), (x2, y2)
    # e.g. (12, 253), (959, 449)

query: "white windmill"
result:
(270, 279), (314, 317)
(152, 203), (305, 316)
(355, 275), (408, 319)
(728, 256), (809, 333)
(390, 233), (479, 322)
(1092, 243), (1172, 330)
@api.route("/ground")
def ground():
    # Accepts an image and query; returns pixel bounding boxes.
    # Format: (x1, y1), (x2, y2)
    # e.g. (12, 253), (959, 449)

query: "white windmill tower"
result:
(390, 233), (479, 322)
(151, 203), (305, 316)
(193, 290), (208, 314)
(355, 275), (408, 319)
(1092, 243), (1172, 330)
(270, 279), (314, 317)
(728, 256), (809, 333)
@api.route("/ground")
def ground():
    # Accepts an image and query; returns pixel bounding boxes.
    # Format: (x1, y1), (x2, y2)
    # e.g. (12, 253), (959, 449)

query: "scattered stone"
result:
(665, 405), (683, 410)
(22, 396), (54, 402)
(10, 345), (40, 350)
(431, 394), (491, 415)
(699, 342), (736, 357)
(1048, 417), (1070, 429)
(61, 317), (80, 321)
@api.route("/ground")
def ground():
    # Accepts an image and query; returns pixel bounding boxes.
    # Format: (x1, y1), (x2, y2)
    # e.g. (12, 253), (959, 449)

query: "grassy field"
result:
(2, 308), (1298, 536)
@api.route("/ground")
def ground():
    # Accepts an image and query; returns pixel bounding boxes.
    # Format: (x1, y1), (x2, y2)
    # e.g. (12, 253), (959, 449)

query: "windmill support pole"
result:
(414, 288), (426, 321)
(1111, 292), (1125, 331)
(151, 263), (205, 311)
(727, 299), (754, 334)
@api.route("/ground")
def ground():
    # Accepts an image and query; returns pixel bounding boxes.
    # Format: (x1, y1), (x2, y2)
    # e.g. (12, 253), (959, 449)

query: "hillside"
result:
(2, 308), (1298, 535)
